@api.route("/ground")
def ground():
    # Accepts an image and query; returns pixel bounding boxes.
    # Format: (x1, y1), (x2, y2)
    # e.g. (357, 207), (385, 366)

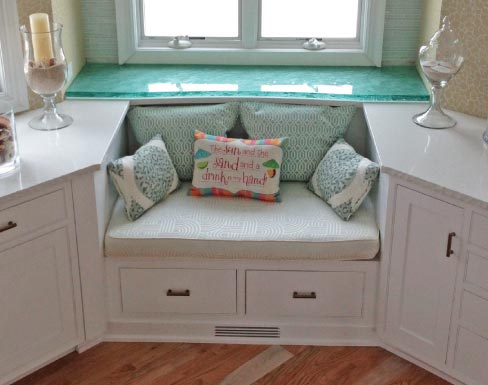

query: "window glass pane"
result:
(143, 0), (239, 38)
(261, 0), (359, 39)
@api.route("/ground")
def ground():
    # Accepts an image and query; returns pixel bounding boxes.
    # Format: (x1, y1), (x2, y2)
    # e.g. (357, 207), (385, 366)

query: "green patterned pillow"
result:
(308, 139), (379, 221)
(108, 135), (180, 221)
(240, 102), (356, 181)
(128, 103), (239, 180)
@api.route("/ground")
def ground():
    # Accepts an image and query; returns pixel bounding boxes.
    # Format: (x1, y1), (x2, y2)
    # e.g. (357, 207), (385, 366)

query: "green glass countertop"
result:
(66, 63), (428, 102)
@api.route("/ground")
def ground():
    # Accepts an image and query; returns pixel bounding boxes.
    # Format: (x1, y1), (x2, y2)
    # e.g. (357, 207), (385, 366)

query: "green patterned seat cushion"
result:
(308, 139), (379, 221)
(240, 102), (356, 181)
(128, 103), (239, 180)
(108, 135), (180, 221)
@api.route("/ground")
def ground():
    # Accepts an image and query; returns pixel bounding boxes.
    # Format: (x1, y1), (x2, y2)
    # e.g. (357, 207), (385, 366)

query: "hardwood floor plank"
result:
(219, 346), (293, 385)
(12, 343), (452, 385)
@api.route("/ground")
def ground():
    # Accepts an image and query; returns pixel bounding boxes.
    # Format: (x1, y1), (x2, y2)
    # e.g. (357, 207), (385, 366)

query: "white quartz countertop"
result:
(364, 102), (488, 209)
(0, 100), (129, 200)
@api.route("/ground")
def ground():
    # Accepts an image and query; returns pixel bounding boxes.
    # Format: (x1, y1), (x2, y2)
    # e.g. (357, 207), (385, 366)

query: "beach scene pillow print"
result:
(190, 130), (288, 202)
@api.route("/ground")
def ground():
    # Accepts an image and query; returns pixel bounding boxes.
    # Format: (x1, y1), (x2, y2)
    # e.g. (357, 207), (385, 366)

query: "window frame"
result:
(115, 0), (386, 66)
(0, 0), (29, 112)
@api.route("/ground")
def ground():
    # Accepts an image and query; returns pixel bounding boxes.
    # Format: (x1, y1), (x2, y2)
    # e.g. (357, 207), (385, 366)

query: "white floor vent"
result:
(215, 326), (280, 338)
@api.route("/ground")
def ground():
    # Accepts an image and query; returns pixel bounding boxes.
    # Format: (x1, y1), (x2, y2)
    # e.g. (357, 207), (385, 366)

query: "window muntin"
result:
(141, 0), (239, 39)
(260, 0), (360, 40)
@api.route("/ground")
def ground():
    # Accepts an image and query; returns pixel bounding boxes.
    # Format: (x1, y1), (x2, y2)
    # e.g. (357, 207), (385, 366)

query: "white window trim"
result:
(115, 0), (386, 67)
(0, 0), (29, 112)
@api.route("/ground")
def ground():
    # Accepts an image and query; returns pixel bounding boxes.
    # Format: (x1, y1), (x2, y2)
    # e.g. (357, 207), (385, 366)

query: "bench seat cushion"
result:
(105, 182), (379, 260)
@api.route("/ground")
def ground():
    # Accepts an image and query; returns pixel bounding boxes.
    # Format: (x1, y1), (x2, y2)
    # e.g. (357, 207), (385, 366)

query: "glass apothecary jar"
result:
(0, 100), (20, 176)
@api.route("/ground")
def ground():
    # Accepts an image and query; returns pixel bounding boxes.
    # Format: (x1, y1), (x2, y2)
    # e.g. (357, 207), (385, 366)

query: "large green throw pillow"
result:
(240, 102), (356, 181)
(108, 135), (180, 221)
(308, 139), (379, 221)
(128, 103), (239, 180)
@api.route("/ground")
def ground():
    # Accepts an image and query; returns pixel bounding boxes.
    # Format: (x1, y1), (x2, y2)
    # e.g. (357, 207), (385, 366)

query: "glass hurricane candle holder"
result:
(413, 17), (464, 129)
(20, 22), (73, 130)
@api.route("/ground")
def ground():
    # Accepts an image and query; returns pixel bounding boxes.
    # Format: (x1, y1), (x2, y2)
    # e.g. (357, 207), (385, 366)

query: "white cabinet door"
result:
(0, 228), (80, 383)
(385, 186), (463, 366)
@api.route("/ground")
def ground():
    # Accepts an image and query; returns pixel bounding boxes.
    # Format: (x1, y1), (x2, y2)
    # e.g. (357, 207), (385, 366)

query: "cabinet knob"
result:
(0, 221), (17, 233)
(446, 232), (456, 257)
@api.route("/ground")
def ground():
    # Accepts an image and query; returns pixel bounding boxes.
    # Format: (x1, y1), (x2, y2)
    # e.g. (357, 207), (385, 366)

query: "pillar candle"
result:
(29, 13), (54, 64)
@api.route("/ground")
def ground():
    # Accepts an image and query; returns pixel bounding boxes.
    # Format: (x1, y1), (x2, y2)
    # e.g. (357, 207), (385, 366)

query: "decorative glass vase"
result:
(0, 100), (20, 176)
(413, 17), (464, 129)
(20, 22), (73, 131)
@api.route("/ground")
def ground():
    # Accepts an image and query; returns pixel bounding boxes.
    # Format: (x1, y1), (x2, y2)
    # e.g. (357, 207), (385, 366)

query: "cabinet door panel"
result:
(386, 186), (463, 365)
(0, 229), (79, 381)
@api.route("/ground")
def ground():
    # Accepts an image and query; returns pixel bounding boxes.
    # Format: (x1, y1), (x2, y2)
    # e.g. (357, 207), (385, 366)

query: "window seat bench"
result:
(105, 182), (379, 261)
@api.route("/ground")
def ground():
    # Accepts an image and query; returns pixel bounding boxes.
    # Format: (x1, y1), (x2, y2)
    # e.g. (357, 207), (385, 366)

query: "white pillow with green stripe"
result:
(308, 139), (379, 221)
(108, 135), (180, 221)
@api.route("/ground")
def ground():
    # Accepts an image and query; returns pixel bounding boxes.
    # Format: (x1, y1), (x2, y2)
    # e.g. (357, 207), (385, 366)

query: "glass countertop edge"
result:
(65, 92), (429, 102)
(66, 63), (429, 103)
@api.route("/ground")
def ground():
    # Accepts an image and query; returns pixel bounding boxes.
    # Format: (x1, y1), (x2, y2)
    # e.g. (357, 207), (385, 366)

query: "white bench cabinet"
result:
(0, 184), (84, 385)
(384, 185), (464, 367)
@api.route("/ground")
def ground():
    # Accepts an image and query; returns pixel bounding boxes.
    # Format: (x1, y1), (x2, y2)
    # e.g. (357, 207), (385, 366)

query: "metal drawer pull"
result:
(293, 291), (316, 299)
(446, 232), (456, 257)
(0, 221), (17, 233)
(166, 289), (190, 297)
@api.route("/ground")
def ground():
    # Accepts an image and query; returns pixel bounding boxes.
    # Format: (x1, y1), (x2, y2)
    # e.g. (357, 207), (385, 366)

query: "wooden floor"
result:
(14, 343), (451, 385)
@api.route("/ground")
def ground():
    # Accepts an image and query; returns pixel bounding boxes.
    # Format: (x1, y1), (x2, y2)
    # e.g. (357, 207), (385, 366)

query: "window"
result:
(0, 0), (28, 111)
(115, 0), (386, 66)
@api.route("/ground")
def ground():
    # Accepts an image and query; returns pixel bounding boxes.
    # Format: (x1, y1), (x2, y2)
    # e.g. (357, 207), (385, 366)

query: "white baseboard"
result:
(105, 320), (378, 347)
(76, 335), (105, 353)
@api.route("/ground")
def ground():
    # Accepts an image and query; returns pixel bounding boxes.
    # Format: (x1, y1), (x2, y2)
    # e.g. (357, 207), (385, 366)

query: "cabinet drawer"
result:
(466, 252), (488, 292)
(0, 189), (68, 246)
(470, 212), (488, 250)
(120, 268), (236, 315)
(460, 291), (488, 338)
(454, 328), (488, 385)
(246, 270), (365, 318)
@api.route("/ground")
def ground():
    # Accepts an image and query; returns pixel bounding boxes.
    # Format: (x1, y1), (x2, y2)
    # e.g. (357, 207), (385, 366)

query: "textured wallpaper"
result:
(382, 0), (422, 65)
(51, 0), (86, 88)
(441, 0), (488, 119)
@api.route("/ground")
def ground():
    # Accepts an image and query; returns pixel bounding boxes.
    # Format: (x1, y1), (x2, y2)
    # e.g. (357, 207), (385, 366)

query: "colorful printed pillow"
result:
(240, 102), (356, 182)
(108, 135), (180, 221)
(189, 130), (288, 202)
(308, 139), (379, 221)
(127, 103), (239, 180)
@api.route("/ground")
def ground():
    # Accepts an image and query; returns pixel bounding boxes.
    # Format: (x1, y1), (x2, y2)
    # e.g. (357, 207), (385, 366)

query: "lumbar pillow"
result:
(308, 138), (379, 221)
(240, 102), (356, 182)
(189, 130), (288, 202)
(128, 103), (239, 180)
(108, 135), (180, 221)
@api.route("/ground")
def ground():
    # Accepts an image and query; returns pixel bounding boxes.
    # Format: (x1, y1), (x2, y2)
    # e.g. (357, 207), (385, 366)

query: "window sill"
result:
(65, 63), (428, 103)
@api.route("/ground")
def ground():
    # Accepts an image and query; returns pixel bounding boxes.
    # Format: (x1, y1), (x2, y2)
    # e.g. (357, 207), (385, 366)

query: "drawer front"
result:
(246, 270), (365, 318)
(454, 328), (488, 385)
(0, 189), (68, 246)
(470, 212), (488, 250)
(460, 291), (488, 338)
(120, 268), (236, 314)
(466, 252), (488, 292)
